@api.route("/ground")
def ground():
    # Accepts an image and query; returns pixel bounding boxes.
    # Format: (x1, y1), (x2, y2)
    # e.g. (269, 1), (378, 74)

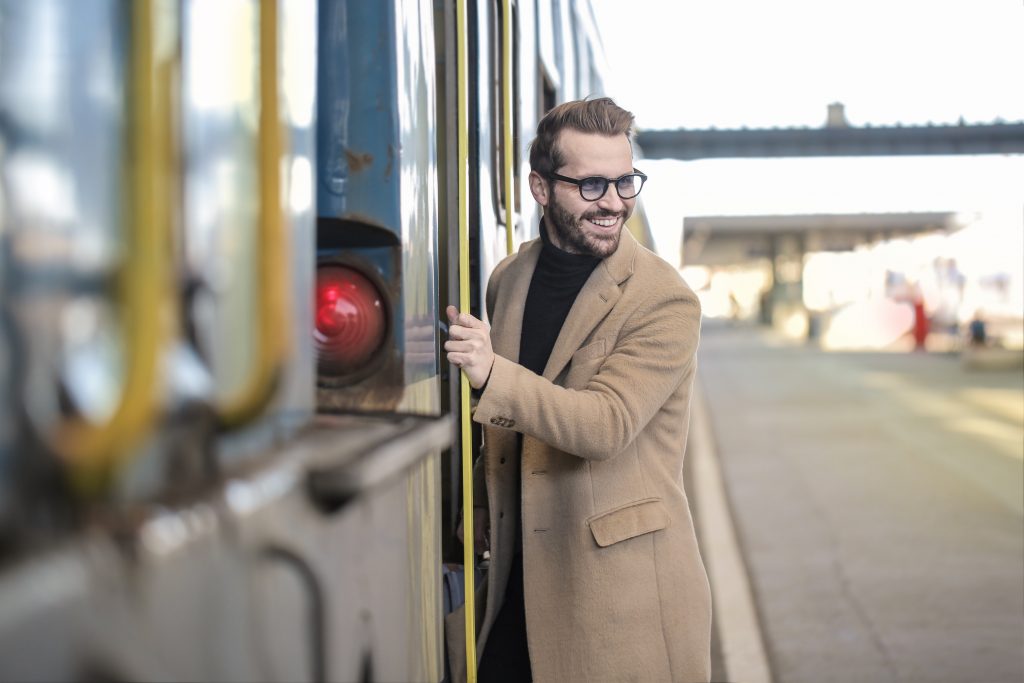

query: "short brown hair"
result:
(529, 97), (635, 176)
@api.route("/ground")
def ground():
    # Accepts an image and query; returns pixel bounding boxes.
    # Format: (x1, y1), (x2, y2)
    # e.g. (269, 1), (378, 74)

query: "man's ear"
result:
(528, 171), (549, 207)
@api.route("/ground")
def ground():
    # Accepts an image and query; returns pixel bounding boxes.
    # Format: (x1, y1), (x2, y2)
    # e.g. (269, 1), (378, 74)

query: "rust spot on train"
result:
(345, 149), (374, 173)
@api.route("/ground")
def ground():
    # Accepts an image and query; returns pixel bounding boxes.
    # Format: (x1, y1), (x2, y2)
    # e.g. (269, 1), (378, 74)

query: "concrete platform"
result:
(690, 321), (1024, 683)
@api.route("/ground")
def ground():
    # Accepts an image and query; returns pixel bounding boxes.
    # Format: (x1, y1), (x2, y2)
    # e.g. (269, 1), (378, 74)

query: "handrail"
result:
(307, 415), (452, 513)
(215, 0), (290, 429)
(502, 0), (515, 257)
(56, 0), (168, 492)
(456, 0), (478, 680)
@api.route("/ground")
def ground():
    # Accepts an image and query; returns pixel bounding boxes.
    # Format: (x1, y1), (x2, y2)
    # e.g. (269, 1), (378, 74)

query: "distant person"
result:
(444, 98), (710, 682)
(968, 312), (987, 347)
(759, 287), (772, 326)
(728, 289), (742, 321)
(911, 286), (929, 351)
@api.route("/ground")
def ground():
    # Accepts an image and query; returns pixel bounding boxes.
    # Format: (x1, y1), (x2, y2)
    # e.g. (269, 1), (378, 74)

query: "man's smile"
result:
(585, 213), (624, 232)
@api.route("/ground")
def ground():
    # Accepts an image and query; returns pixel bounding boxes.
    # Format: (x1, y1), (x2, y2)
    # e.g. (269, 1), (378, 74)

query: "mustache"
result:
(582, 210), (626, 221)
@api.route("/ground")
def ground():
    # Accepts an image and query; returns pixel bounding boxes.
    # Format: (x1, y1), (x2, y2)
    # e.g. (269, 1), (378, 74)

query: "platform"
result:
(688, 321), (1024, 683)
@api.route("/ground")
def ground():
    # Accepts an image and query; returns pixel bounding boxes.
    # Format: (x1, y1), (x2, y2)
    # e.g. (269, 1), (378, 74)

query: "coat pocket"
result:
(566, 338), (608, 388)
(571, 337), (606, 365)
(586, 497), (670, 547)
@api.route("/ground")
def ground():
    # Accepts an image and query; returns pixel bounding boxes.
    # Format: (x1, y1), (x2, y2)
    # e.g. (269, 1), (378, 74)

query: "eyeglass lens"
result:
(579, 174), (643, 201)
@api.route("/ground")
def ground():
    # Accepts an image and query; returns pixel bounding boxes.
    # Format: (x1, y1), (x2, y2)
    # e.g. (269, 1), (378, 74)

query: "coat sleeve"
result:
(473, 286), (701, 461)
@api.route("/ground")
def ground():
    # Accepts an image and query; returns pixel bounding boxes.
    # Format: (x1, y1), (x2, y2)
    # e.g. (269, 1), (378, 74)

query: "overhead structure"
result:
(638, 122), (1024, 160)
(682, 212), (959, 266)
(682, 211), (961, 329)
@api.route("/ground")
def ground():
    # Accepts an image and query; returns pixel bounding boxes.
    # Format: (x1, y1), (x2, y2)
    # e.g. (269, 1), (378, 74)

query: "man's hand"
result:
(444, 305), (494, 390)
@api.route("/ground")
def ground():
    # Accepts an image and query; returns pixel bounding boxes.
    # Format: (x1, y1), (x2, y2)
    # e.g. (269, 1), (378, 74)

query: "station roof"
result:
(684, 211), (958, 237)
(637, 122), (1024, 160)
(682, 211), (959, 265)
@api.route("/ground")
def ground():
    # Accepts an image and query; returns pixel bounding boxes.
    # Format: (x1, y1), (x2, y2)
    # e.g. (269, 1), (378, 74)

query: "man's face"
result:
(530, 130), (636, 258)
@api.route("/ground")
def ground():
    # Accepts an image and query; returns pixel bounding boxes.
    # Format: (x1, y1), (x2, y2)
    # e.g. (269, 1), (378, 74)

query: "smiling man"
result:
(445, 98), (711, 682)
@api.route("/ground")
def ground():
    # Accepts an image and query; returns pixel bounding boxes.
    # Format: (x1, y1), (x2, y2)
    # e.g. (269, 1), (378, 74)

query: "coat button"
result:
(506, 419), (515, 428)
(500, 457), (506, 464)
(499, 511), (504, 519)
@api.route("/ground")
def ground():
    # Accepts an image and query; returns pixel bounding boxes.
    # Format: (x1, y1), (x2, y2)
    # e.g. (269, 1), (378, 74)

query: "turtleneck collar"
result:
(538, 217), (603, 272)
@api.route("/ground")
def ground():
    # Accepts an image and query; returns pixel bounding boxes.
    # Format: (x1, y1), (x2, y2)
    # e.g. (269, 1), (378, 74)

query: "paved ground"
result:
(691, 321), (1024, 683)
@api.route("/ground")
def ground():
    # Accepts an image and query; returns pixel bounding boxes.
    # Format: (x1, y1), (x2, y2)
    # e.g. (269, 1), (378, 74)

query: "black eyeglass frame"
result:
(544, 169), (648, 201)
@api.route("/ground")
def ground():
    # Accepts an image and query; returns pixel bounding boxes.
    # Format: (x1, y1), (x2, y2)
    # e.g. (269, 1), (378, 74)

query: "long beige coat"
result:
(446, 228), (711, 682)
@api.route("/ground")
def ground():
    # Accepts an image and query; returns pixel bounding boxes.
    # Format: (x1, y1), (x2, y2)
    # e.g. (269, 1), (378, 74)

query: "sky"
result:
(591, 0), (1024, 130)
(587, 0), (1024, 267)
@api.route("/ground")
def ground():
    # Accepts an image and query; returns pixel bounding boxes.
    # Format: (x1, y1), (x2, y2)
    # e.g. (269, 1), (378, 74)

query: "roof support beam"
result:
(637, 123), (1024, 160)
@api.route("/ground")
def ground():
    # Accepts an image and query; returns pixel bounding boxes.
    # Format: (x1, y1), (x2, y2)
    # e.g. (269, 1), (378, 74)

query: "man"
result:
(445, 98), (710, 682)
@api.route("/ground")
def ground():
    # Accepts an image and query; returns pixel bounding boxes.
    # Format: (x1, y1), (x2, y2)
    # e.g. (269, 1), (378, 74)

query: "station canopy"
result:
(682, 212), (958, 266)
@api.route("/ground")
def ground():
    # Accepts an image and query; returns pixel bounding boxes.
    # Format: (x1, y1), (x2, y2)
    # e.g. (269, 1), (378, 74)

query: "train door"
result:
(0, 0), (450, 681)
(312, 0), (447, 680)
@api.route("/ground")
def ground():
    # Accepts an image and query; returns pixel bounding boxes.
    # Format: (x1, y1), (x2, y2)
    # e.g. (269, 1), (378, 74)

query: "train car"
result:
(0, 0), (619, 681)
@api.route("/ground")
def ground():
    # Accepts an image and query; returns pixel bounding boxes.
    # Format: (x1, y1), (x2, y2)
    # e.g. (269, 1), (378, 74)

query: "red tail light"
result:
(315, 265), (387, 376)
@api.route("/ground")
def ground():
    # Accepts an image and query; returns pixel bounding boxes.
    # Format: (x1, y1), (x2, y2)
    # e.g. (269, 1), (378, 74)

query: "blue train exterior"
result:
(0, 1), (614, 680)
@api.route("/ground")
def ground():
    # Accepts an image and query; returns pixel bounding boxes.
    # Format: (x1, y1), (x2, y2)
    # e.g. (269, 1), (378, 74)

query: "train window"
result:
(182, 0), (262, 405)
(540, 69), (556, 118)
(491, 0), (521, 225)
(490, 0), (503, 222)
(487, 0), (520, 242)
(512, 10), (522, 215)
(537, 0), (563, 93)
(552, 0), (564, 68)
(587, 43), (601, 98)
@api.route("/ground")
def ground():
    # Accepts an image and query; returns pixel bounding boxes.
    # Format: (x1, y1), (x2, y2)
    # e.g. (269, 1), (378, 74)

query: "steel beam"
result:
(637, 123), (1024, 160)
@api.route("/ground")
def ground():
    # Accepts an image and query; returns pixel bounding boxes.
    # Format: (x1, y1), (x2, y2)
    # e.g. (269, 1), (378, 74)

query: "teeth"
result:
(590, 217), (616, 227)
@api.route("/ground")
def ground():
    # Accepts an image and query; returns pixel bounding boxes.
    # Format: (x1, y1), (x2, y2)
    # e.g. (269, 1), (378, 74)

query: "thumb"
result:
(446, 305), (459, 324)
(459, 312), (485, 328)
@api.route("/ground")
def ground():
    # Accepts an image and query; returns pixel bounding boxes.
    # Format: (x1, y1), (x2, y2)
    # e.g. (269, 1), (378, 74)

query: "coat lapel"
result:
(490, 238), (542, 363)
(541, 228), (638, 381)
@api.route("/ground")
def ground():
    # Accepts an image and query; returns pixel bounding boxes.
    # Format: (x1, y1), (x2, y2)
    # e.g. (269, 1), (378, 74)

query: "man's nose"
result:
(596, 187), (626, 213)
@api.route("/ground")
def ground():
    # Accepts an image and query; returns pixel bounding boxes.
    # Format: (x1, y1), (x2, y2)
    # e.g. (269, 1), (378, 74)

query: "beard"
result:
(546, 193), (627, 258)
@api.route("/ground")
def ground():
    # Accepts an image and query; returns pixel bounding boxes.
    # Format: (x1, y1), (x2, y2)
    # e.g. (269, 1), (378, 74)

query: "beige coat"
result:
(446, 228), (711, 682)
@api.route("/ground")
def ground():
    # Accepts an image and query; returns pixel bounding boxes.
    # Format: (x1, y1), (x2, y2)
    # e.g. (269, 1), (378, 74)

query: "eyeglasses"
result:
(545, 169), (647, 201)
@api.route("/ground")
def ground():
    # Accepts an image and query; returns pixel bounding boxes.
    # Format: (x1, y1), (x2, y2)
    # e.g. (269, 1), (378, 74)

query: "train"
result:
(0, 0), (651, 680)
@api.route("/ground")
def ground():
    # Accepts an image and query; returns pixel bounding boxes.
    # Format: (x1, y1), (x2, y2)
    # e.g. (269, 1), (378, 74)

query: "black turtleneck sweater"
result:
(478, 220), (603, 680)
(510, 219), (601, 557)
(519, 220), (602, 375)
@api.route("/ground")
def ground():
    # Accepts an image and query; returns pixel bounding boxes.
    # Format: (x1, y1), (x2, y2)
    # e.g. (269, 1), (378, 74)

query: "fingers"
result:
(446, 306), (489, 330)
(444, 308), (488, 348)
(460, 313), (486, 329)
(444, 306), (495, 389)
(444, 333), (484, 352)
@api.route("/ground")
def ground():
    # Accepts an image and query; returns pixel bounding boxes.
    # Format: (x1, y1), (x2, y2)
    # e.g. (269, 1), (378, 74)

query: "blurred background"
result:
(0, 1), (1018, 681)
(592, 2), (1024, 681)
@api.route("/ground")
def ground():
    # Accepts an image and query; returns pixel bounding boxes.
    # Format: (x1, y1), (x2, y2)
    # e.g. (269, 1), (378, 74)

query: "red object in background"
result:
(315, 265), (387, 374)
(912, 298), (929, 350)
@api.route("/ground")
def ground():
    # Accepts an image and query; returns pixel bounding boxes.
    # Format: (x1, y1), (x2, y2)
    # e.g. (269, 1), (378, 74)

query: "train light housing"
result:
(314, 264), (388, 378)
